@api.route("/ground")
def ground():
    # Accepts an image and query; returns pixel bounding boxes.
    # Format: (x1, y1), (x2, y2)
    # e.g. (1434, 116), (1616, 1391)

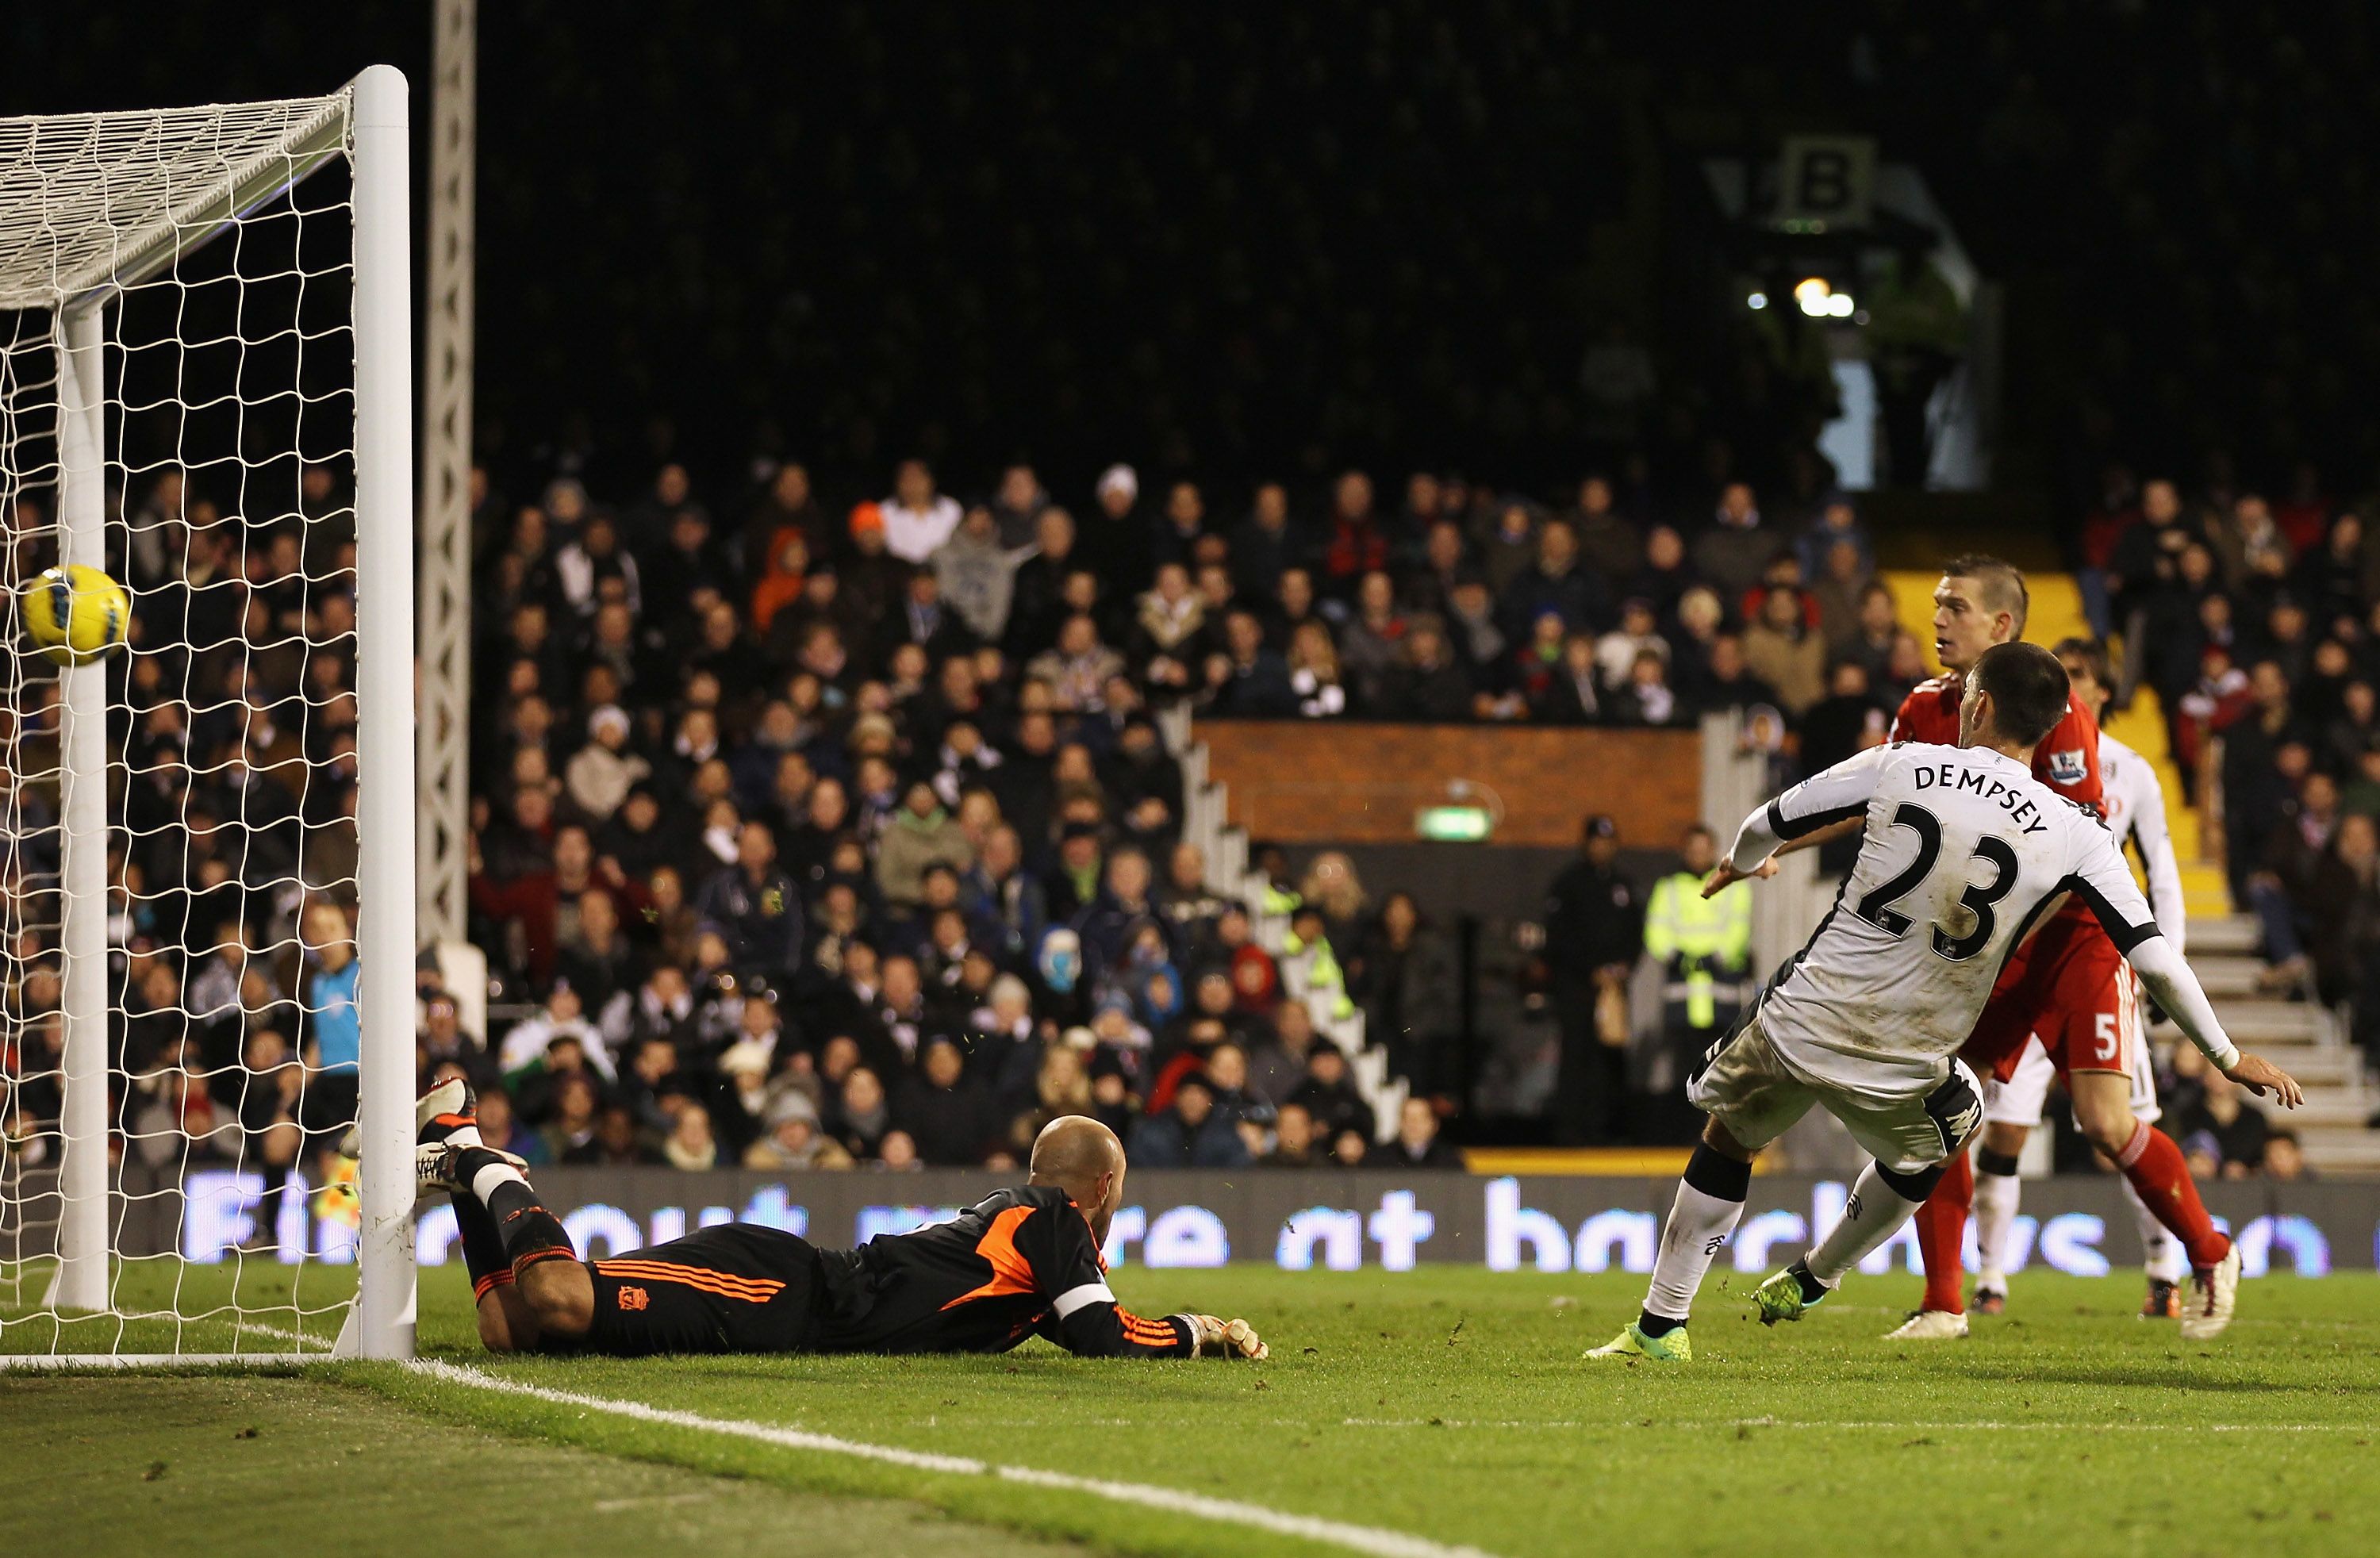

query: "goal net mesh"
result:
(1, 94), (370, 1355)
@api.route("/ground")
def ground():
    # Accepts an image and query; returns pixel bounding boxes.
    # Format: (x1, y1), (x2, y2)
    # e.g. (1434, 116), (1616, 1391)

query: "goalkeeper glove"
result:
(1180, 1314), (1269, 1360)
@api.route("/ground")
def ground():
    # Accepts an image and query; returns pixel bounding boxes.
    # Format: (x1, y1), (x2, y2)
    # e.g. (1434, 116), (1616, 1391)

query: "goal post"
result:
(0, 67), (415, 1362)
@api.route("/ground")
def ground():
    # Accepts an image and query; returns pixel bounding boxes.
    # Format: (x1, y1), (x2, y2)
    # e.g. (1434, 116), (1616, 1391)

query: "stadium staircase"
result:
(1161, 706), (1410, 1142)
(1883, 570), (2380, 1174)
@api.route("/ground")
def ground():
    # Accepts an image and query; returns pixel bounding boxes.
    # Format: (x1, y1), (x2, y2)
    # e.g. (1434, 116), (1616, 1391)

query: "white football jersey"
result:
(1731, 741), (2159, 1096)
(2098, 730), (2186, 949)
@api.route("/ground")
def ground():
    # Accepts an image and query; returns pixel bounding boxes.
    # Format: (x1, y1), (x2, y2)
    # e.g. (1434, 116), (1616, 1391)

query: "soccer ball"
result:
(21, 564), (131, 666)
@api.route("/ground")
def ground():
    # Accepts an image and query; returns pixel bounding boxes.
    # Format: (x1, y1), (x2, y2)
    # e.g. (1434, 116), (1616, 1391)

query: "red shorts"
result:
(1960, 906), (2137, 1083)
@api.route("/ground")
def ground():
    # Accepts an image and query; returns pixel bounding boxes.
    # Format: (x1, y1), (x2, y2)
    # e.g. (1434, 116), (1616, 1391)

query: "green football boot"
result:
(1583, 1321), (1691, 1362)
(1752, 1261), (1829, 1327)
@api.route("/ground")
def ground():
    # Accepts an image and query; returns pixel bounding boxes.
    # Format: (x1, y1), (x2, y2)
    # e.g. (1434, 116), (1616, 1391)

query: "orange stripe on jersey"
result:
(594, 1260), (785, 1299)
(1120, 1310), (1178, 1344)
(594, 1261), (784, 1303)
(595, 1269), (779, 1305)
(939, 1204), (1042, 1310)
(593, 1257), (785, 1291)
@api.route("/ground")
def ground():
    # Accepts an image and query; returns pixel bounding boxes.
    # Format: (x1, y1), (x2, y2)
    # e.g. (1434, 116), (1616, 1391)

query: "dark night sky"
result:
(13, 4), (2380, 513)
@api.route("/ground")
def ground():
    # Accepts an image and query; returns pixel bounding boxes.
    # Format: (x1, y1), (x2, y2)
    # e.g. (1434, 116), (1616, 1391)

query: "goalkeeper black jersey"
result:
(814, 1184), (1195, 1357)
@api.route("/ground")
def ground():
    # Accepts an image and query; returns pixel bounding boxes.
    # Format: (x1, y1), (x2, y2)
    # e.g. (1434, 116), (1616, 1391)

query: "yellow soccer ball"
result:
(21, 563), (132, 666)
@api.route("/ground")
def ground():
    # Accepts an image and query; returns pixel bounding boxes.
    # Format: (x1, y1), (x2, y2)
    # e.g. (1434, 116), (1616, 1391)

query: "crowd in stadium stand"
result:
(423, 452), (1921, 1175)
(2082, 469), (2380, 1134)
(1, 446), (2360, 1195)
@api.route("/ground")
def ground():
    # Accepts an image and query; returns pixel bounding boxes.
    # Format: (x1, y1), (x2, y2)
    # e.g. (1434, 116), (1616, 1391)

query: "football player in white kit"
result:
(1586, 643), (2302, 1362)
(1969, 637), (2192, 1318)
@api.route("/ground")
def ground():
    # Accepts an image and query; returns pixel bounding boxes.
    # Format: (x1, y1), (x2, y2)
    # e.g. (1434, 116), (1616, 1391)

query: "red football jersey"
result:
(1888, 673), (2106, 816)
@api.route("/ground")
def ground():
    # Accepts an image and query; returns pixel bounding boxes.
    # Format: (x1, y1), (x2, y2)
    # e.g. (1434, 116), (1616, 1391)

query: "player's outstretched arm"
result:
(1706, 746), (1890, 897)
(1025, 1202), (1269, 1358)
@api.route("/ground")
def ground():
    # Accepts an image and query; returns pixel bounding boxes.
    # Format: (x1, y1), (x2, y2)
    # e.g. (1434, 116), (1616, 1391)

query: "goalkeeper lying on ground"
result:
(415, 1084), (1269, 1360)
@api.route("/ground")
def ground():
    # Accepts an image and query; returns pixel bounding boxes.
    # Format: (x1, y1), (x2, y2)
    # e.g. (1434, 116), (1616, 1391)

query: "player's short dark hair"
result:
(1941, 554), (2029, 635)
(1971, 641), (2070, 748)
(2052, 635), (2113, 692)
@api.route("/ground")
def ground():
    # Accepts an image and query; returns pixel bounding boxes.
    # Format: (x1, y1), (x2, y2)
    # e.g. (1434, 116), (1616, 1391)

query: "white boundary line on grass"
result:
(407, 1358), (1500, 1558)
(1338, 1417), (2369, 1433)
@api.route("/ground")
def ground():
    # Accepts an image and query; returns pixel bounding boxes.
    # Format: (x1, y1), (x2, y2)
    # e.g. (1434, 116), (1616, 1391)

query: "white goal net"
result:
(0, 70), (414, 1361)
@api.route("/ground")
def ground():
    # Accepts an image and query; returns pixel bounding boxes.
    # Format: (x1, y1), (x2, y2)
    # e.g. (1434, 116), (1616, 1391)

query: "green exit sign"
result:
(1415, 805), (1493, 842)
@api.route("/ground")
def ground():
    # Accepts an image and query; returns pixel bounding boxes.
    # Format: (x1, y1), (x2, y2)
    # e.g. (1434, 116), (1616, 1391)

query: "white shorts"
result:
(1689, 1013), (1985, 1175)
(1980, 1027), (2161, 1130)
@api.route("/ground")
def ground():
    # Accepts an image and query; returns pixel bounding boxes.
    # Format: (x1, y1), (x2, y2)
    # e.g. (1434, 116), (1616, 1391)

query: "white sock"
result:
(1643, 1182), (1746, 1323)
(469, 1157), (528, 1205)
(446, 1123), (484, 1151)
(2121, 1176), (2185, 1284)
(1805, 1162), (1930, 1287)
(1973, 1168), (2020, 1292)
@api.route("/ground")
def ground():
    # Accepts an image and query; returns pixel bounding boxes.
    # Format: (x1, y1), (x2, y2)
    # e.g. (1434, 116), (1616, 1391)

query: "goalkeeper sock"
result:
(2123, 1173), (2186, 1284)
(1913, 1149), (1972, 1314)
(1971, 1147), (2021, 1293)
(1641, 1145), (1751, 1328)
(453, 1145), (575, 1274)
(1806, 1160), (1940, 1287)
(450, 1190), (514, 1301)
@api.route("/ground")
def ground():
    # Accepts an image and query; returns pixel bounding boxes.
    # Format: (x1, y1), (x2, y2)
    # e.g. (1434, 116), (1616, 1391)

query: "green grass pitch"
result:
(7, 1263), (2376, 1557)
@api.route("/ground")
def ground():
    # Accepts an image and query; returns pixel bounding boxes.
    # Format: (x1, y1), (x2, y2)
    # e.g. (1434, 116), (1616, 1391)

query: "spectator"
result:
(831, 1066), (892, 1161)
(1349, 891), (1457, 1097)
(1265, 1101), (1326, 1168)
(1287, 621), (1349, 718)
(1641, 823), (1752, 1081)
(935, 506), (1018, 643)
(2263, 1129), (2310, 1181)
(1127, 1074), (1250, 1168)
(1376, 616), (1473, 721)
(1338, 572), (1407, 708)
(1692, 482), (1772, 606)
(1501, 519), (1607, 642)
(693, 820), (804, 979)
(1387, 1097), (1461, 1168)
(1741, 585), (1827, 716)
(880, 459), (962, 564)
(893, 1038), (1000, 1165)
(1287, 1043), (1374, 1143)
(663, 1100), (720, 1170)
(877, 781), (976, 911)
(1543, 814), (1641, 1145)
(1207, 608), (1296, 716)
(744, 1092), (854, 1171)
(2178, 1068), (2270, 1178)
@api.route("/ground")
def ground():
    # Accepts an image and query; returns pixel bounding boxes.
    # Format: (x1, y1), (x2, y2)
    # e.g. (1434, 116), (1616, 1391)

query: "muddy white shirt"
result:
(1726, 742), (2233, 1095)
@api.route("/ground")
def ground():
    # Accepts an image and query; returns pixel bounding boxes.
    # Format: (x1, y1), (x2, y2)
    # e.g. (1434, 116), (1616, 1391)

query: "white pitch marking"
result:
(236, 1321), (334, 1350)
(409, 1359), (1501, 1558)
(1338, 1417), (2363, 1433)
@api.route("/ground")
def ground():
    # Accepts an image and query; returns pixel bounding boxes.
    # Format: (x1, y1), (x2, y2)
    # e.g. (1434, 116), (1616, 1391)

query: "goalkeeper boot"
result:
(340, 1076), (478, 1160)
(1584, 1321), (1691, 1362)
(2178, 1241), (2241, 1341)
(413, 1077), (480, 1146)
(1752, 1260), (1831, 1327)
(1883, 1308), (1970, 1341)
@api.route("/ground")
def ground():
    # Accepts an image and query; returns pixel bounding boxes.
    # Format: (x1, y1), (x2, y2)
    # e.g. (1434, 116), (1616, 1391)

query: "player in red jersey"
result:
(1771, 558), (2249, 1341)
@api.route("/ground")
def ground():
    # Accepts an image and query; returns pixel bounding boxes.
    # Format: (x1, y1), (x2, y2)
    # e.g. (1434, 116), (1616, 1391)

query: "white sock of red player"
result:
(1971, 1145), (2022, 1294)
(2120, 1176), (2186, 1284)
(1804, 1160), (1937, 1287)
